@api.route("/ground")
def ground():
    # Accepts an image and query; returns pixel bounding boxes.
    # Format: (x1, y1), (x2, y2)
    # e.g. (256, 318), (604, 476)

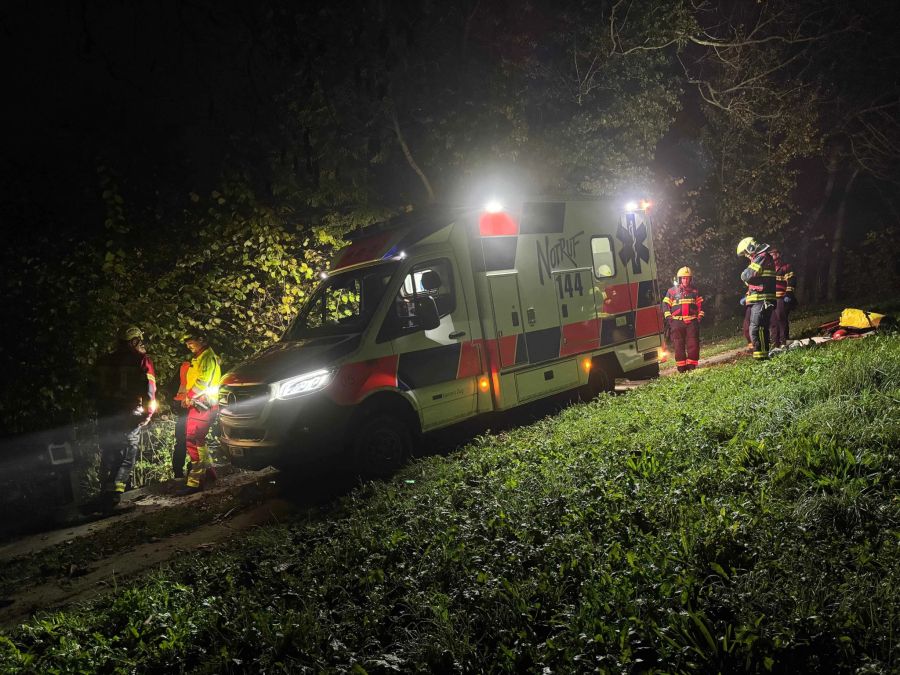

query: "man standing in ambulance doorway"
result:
(661, 267), (704, 373)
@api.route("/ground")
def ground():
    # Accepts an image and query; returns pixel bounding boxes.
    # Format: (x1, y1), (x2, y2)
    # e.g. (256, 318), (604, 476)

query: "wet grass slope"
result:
(2, 335), (899, 673)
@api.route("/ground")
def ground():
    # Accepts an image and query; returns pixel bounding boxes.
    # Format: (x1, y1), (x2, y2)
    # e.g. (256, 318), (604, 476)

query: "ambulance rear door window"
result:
(591, 236), (616, 278)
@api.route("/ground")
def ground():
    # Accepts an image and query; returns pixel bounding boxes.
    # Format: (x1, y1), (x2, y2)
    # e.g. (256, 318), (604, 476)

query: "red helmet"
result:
(832, 329), (848, 340)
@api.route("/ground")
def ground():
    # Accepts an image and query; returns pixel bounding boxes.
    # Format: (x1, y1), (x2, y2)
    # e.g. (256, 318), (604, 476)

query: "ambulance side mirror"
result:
(414, 296), (441, 331)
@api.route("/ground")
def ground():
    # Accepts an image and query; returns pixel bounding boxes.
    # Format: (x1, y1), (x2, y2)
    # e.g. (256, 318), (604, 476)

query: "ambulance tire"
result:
(581, 366), (614, 401)
(349, 408), (413, 478)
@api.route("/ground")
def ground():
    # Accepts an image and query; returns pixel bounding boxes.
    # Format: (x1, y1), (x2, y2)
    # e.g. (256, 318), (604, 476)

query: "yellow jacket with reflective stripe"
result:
(186, 347), (222, 403)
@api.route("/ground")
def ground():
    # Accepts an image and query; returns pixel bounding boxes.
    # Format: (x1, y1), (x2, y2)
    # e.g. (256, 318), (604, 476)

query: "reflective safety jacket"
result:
(96, 344), (157, 415)
(185, 346), (222, 407)
(662, 283), (704, 322)
(740, 247), (777, 303)
(775, 259), (794, 299)
(174, 361), (191, 401)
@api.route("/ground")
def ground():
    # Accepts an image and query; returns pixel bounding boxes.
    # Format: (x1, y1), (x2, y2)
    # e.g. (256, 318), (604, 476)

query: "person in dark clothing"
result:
(95, 326), (157, 512)
(164, 357), (192, 478)
(769, 248), (796, 348)
(736, 237), (777, 360)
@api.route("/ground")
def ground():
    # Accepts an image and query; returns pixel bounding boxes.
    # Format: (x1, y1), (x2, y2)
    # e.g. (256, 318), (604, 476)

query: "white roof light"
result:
(624, 201), (638, 212)
(484, 199), (504, 213)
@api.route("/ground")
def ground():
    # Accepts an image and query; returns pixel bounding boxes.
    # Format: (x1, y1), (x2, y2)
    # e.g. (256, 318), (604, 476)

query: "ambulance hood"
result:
(221, 335), (361, 386)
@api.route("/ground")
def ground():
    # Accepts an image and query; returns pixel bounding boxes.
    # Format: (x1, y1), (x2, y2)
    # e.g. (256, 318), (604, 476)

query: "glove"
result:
(784, 296), (791, 304)
(739, 296), (746, 306)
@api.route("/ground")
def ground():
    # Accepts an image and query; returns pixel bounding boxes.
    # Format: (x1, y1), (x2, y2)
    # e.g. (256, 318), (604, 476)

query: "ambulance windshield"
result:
(283, 262), (398, 339)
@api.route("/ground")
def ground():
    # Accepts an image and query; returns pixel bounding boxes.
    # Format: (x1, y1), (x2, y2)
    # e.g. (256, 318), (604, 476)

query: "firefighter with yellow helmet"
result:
(178, 330), (222, 494)
(661, 266), (704, 372)
(736, 236), (777, 359)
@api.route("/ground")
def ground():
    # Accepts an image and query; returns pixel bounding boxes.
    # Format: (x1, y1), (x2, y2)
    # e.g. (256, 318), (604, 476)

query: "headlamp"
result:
(273, 369), (333, 400)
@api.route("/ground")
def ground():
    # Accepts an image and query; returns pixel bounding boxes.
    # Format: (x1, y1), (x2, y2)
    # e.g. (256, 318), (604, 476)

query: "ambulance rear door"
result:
(616, 209), (663, 353)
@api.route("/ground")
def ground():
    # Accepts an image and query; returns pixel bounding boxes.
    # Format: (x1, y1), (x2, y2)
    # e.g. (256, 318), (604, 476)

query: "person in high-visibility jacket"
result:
(179, 331), (221, 493)
(661, 266), (704, 372)
(737, 237), (777, 359)
(169, 357), (192, 478)
(769, 248), (796, 348)
(95, 326), (157, 512)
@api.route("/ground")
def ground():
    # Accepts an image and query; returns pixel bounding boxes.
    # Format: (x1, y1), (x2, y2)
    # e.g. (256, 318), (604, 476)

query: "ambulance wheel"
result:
(350, 411), (412, 477)
(581, 365), (614, 400)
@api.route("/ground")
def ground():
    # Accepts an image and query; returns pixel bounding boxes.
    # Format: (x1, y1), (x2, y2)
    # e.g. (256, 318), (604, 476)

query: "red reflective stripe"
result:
(686, 359), (699, 365)
(478, 212), (519, 236)
(457, 340), (482, 379)
(328, 356), (399, 405)
(675, 360), (687, 367)
(560, 319), (600, 356)
(332, 231), (398, 270)
(602, 283), (633, 314)
(498, 334), (518, 368)
(635, 307), (663, 337)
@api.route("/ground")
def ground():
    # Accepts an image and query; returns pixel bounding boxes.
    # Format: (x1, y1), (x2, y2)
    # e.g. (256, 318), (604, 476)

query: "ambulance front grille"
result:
(219, 384), (269, 419)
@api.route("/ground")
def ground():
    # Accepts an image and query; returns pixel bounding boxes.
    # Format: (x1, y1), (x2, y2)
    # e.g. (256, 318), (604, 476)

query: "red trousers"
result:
(670, 319), (700, 372)
(185, 406), (216, 463)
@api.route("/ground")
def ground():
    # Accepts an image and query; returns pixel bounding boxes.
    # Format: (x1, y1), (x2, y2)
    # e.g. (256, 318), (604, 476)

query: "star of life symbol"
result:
(617, 213), (650, 274)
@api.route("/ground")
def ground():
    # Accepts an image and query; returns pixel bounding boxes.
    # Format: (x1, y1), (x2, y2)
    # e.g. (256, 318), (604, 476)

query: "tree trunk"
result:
(797, 151), (839, 304)
(826, 167), (859, 302)
(389, 107), (435, 203)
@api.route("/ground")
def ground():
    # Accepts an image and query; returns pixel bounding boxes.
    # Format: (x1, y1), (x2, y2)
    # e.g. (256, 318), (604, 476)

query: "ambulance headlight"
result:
(274, 369), (334, 400)
(624, 201), (638, 212)
(484, 199), (504, 213)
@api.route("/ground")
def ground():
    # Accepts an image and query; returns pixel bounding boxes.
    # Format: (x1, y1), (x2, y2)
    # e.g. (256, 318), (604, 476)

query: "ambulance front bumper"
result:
(217, 384), (351, 469)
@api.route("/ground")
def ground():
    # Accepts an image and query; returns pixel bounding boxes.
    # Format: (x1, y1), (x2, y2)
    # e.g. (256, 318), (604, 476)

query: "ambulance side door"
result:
(378, 257), (478, 430)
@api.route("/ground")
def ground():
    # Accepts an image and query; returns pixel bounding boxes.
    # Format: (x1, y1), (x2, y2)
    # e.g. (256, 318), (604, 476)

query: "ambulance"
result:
(218, 198), (664, 473)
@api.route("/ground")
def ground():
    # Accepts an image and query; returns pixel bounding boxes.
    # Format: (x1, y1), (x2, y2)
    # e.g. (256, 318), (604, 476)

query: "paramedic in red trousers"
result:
(737, 237), (778, 359)
(179, 331), (222, 494)
(662, 267), (704, 372)
(95, 326), (157, 512)
(769, 248), (796, 348)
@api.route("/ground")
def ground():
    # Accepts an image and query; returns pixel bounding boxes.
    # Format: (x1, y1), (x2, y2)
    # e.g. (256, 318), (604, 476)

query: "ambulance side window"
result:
(591, 237), (616, 278)
(378, 258), (456, 341)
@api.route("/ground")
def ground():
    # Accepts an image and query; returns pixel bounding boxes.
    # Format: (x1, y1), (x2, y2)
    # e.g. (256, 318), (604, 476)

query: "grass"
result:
(697, 299), (899, 360)
(1, 334), (898, 673)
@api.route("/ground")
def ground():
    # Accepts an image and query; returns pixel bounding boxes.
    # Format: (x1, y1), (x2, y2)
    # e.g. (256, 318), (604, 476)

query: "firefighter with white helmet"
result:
(737, 237), (777, 359)
(661, 266), (704, 372)
(95, 325), (157, 512)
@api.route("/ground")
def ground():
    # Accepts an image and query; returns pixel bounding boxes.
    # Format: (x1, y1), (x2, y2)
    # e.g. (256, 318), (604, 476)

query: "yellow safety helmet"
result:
(120, 325), (143, 342)
(676, 266), (693, 278)
(736, 237), (757, 256)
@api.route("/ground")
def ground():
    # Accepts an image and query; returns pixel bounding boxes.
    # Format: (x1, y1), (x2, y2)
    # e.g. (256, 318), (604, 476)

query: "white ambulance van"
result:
(218, 198), (664, 473)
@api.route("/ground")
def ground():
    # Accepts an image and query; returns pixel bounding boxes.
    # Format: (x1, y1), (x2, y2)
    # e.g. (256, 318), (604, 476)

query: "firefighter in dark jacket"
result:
(737, 237), (777, 359)
(95, 326), (157, 512)
(662, 266), (704, 372)
(769, 248), (796, 348)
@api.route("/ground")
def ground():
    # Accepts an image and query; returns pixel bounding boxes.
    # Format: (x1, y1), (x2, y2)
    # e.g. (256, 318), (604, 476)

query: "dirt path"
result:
(0, 497), (293, 628)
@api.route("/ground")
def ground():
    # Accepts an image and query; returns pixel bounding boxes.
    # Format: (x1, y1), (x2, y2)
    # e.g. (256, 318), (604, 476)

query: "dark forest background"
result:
(1, 0), (899, 435)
